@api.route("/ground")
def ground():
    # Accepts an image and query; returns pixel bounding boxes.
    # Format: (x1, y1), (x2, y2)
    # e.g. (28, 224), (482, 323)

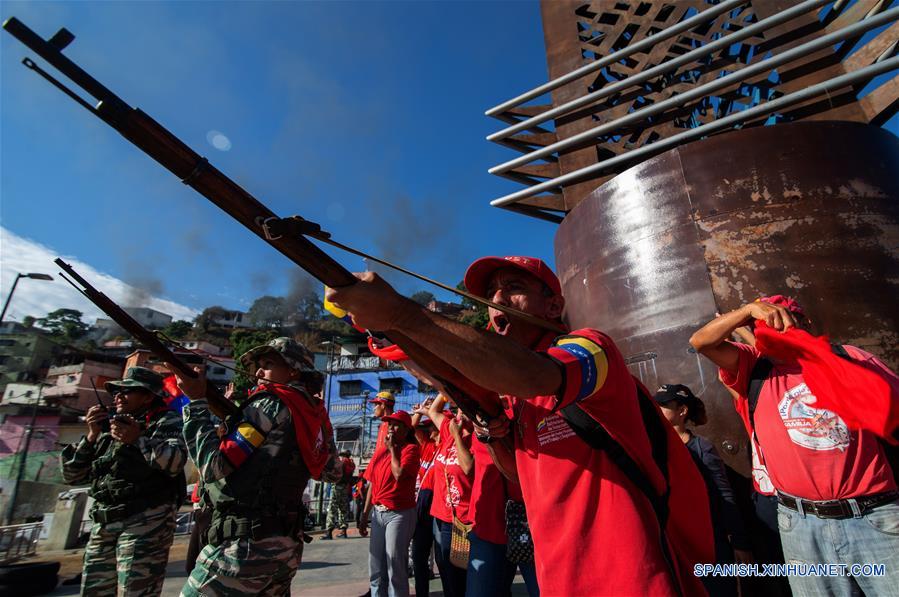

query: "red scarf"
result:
(754, 323), (898, 444)
(368, 337), (409, 362)
(250, 383), (335, 479)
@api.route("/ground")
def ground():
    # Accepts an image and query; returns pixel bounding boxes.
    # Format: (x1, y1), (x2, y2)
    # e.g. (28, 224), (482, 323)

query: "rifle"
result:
(55, 258), (240, 420)
(5, 18), (502, 424)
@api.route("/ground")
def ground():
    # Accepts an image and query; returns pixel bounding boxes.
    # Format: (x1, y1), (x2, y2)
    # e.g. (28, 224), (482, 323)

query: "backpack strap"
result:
(747, 357), (773, 433)
(560, 384), (680, 596)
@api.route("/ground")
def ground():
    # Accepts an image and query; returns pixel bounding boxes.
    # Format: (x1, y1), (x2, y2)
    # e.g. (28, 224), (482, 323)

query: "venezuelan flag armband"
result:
(220, 421), (266, 468)
(547, 334), (610, 408)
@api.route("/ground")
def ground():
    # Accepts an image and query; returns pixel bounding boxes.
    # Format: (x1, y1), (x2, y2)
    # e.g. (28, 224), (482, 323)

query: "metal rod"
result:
(1, 18), (129, 113)
(484, 0), (749, 117)
(488, 0), (830, 145)
(490, 55), (899, 207)
(492, 6), (899, 176)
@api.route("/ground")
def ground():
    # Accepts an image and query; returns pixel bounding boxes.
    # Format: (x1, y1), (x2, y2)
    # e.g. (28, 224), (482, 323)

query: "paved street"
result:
(40, 529), (533, 596)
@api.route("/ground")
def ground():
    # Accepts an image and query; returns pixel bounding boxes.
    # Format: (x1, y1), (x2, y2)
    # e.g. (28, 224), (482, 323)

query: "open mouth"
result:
(492, 313), (511, 335)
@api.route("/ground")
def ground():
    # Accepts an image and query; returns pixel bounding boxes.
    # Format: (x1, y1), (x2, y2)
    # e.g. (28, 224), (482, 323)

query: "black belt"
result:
(777, 491), (899, 519)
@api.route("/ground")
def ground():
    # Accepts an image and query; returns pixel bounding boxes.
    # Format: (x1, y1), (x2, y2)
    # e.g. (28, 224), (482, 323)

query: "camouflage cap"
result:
(239, 337), (317, 373)
(105, 366), (165, 397)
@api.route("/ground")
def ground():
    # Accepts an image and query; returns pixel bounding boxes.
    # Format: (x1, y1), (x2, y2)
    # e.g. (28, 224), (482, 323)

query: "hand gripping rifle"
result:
(6, 18), (505, 425)
(55, 258), (241, 420)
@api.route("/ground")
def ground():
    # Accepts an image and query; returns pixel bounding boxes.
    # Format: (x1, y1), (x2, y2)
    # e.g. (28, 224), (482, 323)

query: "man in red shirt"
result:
(361, 410), (420, 597)
(326, 256), (713, 596)
(690, 295), (899, 597)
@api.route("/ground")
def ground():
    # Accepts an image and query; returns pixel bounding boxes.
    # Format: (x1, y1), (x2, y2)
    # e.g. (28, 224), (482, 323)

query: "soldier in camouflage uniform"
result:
(60, 366), (187, 596)
(322, 451), (355, 539)
(175, 337), (341, 596)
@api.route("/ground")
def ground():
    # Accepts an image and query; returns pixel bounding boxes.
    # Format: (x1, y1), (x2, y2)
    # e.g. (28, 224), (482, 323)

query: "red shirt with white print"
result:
(720, 341), (897, 500)
(469, 438), (511, 545)
(429, 417), (474, 524)
(416, 440), (438, 494)
(505, 329), (713, 597)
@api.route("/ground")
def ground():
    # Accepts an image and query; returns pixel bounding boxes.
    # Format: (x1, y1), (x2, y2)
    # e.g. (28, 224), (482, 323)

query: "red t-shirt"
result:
(720, 341), (897, 500)
(506, 329), (712, 597)
(468, 439), (512, 545)
(417, 440), (438, 494)
(363, 421), (390, 483)
(429, 417), (474, 524)
(367, 440), (420, 511)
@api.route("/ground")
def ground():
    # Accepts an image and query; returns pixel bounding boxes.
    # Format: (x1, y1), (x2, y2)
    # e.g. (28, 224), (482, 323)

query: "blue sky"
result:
(1, 1), (554, 322)
(2, 2), (897, 325)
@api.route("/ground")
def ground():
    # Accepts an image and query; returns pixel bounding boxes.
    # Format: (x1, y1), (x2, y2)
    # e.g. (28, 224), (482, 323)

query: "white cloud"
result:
(0, 227), (198, 324)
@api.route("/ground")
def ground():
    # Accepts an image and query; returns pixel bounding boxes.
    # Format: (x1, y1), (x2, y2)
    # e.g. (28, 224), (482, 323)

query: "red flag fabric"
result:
(754, 323), (899, 444)
(249, 383), (335, 479)
(367, 336), (409, 362)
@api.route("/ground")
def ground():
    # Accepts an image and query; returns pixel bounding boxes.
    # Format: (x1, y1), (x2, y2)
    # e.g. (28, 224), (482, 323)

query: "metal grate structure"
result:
(486, 0), (899, 222)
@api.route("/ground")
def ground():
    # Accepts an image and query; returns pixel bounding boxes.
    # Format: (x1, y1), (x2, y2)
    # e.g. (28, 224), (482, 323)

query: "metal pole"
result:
(0, 274), (23, 323)
(490, 6), (899, 174)
(487, 0), (830, 143)
(3, 387), (41, 525)
(490, 55), (899, 207)
(484, 0), (749, 117)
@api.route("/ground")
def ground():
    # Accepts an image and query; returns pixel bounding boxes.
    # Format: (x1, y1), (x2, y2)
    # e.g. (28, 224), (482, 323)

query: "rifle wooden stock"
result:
(55, 259), (240, 420)
(9, 18), (505, 423)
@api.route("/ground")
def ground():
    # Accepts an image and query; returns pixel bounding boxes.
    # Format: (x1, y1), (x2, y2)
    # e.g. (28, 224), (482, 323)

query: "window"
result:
(67, 375), (77, 383)
(339, 380), (362, 397)
(379, 378), (404, 394)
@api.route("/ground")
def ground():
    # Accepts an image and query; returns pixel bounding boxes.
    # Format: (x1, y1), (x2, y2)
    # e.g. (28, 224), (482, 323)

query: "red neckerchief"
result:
(754, 323), (898, 444)
(250, 383), (335, 479)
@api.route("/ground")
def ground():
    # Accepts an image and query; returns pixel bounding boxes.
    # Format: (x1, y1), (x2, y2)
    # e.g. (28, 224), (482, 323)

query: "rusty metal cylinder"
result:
(554, 121), (899, 473)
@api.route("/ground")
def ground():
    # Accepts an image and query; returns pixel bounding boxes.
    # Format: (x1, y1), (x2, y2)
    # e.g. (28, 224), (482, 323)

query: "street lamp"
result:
(0, 272), (54, 323)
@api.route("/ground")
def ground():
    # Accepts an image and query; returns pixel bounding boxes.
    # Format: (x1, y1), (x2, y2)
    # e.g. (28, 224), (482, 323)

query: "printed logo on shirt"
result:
(777, 383), (851, 452)
(750, 438), (775, 495)
(536, 413), (577, 447)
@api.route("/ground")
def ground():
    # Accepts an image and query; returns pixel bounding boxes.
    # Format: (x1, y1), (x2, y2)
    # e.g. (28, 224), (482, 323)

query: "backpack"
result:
(746, 343), (899, 484)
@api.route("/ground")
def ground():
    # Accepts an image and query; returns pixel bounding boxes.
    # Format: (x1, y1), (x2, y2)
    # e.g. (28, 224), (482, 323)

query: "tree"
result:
(162, 320), (193, 340)
(246, 296), (286, 329)
(194, 306), (230, 332)
(38, 309), (88, 343)
(410, 291), (436, 306)
(456, 282), (489, 329)
(21, 316), (37, 329)
(229, 328), (283, 397)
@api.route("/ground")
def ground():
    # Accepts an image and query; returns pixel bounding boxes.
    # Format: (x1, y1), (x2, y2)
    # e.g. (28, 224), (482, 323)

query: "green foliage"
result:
(246, 296), (286, 329)
(458, 309), (490, 329)
(38, 309), (88, 343)
(163, 320), (193, 340)
(410, 291), (436, 306)
(21, 316), (36, 329)
(229, 328), (282, 397)
(456, 281), (489, 329)
(194, 306), (229, 332)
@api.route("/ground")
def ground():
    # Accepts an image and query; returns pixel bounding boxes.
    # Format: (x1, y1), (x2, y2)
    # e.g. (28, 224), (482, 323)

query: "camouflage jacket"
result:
(60, 408), (187, 486)
(182, 383), (341, 485)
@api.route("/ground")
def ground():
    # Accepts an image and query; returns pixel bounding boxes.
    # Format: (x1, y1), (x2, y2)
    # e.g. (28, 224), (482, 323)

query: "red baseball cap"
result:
(464, 256), (562, 299)
(381, 410), (413, 430)
(758, 295), (805, 318)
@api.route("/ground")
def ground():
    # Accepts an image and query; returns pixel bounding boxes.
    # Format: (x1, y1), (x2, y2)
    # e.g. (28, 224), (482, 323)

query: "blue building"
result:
(321, 341), (434, 459)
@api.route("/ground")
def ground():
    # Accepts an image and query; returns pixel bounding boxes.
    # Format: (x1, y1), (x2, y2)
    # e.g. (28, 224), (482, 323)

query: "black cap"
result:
(653, 384), (697, 405)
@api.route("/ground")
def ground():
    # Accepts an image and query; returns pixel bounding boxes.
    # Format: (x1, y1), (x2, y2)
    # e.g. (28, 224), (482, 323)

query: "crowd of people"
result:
(58, 254), (898, 597)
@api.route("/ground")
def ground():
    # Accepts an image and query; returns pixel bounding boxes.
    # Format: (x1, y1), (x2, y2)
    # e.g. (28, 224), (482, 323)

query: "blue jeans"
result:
(370, 507), (417, 597)
(777, 498), (899, 596)
(465, 529), (539, 597)
(433, 518), (467, 597)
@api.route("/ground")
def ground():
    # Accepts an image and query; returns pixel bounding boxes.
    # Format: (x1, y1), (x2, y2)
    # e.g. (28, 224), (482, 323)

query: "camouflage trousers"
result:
(81, 503), (176, 596)
(326, 483), (350, 531)
(181, 535), (303, 596)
